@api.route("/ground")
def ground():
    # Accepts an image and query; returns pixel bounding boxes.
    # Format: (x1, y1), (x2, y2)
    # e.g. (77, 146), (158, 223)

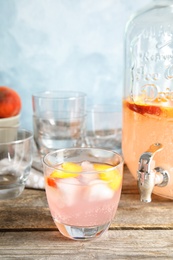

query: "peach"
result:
(0, 86), (22, 118)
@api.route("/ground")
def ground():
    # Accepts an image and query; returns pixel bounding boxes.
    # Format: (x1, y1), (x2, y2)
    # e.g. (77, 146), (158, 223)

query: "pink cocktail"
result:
(43, 148), (123, 240)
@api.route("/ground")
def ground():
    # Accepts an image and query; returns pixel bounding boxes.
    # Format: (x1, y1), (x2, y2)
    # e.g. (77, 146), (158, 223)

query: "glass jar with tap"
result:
(122, 0), (173, 202)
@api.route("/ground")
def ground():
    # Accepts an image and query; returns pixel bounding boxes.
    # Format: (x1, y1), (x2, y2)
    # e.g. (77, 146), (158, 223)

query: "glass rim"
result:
(43, 147), (124, 174)
(32, 90), (87, 100)
(0, 128), (33, 145)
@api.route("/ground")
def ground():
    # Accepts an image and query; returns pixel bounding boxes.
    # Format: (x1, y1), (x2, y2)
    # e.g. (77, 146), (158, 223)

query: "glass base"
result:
(54, 220), (110, 240)
(0, 184), (25, 200)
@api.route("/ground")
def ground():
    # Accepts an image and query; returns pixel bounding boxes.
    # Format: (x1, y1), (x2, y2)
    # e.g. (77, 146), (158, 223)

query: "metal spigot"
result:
(137, 143), (169, 203)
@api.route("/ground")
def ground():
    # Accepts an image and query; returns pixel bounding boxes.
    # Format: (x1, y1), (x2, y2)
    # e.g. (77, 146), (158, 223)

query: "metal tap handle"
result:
(138, 143), (163, 175)
(137, 143), (169, 203)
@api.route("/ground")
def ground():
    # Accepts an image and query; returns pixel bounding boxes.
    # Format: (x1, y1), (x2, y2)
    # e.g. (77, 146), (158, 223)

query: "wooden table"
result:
(0, 165), (173, 259)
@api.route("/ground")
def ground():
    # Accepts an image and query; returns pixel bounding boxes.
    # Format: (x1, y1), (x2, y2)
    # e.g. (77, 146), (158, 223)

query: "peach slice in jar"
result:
(126, 99), (162, 116)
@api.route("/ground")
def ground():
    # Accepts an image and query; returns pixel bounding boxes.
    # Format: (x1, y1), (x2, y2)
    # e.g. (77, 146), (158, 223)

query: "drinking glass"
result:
(32, 91), (87, 157)
(0, 127), (33, 200)
(86, 104), (122, 153)
(43, 147), (123, 240)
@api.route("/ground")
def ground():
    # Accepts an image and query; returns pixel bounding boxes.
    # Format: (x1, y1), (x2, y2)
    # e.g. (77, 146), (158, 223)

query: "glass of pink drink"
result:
(43, 148), (123, 240)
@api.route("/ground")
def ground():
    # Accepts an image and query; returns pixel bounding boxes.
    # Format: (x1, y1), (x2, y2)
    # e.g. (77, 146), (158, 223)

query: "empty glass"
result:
(86, 104), (122, 153)
(0, 127), (33, 200)
(32, 91), (87, 157)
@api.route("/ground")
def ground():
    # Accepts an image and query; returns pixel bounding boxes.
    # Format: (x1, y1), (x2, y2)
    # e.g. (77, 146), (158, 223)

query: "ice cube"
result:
(86, 180), (114, 201)
(80, 161), (98, 184)
(57, 178), (81, 206)
(81, 161), (94, 171)
(80, 172), (99, 184)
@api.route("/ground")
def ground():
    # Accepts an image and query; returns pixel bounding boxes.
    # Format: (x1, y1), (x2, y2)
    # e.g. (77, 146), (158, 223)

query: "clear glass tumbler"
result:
(86, 104), (122, 153)
(0, 128), (33, 200)
(43, 147), (123, 240)
(32, 91), (87, 157)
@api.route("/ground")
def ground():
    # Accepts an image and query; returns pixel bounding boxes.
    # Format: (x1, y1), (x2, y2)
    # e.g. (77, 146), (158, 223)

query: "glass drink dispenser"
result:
(122, 0), (173, 202)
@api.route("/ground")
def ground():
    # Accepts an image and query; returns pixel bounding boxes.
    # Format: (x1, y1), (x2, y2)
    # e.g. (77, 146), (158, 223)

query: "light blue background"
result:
(0, 0), (151, 130)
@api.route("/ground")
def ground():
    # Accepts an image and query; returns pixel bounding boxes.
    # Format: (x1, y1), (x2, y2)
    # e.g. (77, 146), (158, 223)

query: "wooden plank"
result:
(0, 230), (173, 259)
(0, 165), (173, 259)
(0, 189), (173, 230)
(0, 165), (172, 231)
(0, 190), (53, 230)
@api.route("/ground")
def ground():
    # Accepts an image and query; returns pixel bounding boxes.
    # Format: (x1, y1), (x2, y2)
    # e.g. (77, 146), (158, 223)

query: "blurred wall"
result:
(0, 0), (151, 130)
